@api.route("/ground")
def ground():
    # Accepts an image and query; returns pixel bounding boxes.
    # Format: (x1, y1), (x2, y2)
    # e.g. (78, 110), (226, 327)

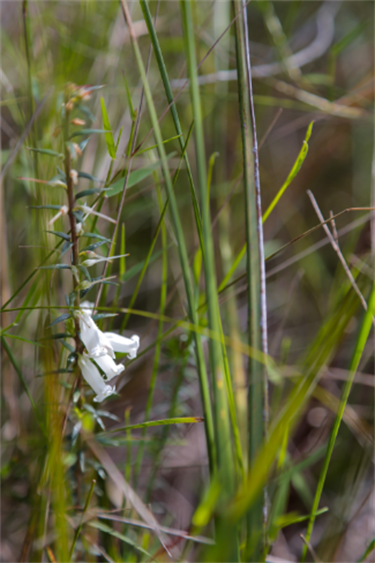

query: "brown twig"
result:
(307, 190), (370, 315)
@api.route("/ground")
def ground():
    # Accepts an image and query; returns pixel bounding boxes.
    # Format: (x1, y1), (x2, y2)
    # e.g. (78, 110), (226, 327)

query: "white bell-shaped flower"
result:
(78, 355), (116, 403)
(103, 333), (140, 359)
(93, 353), (125, 381)
(79, 311), (115, 358)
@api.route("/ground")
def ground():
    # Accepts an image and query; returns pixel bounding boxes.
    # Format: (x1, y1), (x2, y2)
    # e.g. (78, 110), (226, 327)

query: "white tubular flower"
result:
(79, 311), (114, 358)
(80, 300), (94, 316)
(104, 333), (140, 359)
(92, 354), (125, 382)
(78, 355), (116, 403)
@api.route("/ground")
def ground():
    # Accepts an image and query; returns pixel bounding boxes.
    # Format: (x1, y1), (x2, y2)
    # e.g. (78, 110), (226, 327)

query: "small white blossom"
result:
(79, 310), (114, 358)
(78, 355), (116, 403)
(104, 333), (140, 359)
(78, 302), (139, 400)
(93, 353), (125, 381)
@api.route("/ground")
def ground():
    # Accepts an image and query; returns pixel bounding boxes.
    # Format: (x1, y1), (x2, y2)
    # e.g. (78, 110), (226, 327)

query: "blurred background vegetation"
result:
(1, 1), (374, 561)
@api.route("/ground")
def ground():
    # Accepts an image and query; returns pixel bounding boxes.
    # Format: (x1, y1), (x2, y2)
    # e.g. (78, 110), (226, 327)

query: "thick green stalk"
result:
(120, 0), (216, 475)
(233, 0), (268, 557)
(301, 283), (375, 561)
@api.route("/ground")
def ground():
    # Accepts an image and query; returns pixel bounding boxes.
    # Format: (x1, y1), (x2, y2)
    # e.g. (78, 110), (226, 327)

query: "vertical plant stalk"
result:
(95, 2), (160, 312)
(301, 284), (375, 561)
(234, 0), (269, 557)
(62, 103), (81, 353)
(180, 0), (234, 486)
(180, 2), (239, 560)
(120, 0), (216, 476)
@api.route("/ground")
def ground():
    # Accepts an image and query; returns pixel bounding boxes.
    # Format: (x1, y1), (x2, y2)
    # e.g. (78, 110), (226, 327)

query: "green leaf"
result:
(123, 71), (135, 119)
(76, 188), (107, 199)
(106, 154), (175, 198)
(275, 508), (328, 530)
(60, 340), (75, 353)
(91, 313), (117, 321)
(263, 121), (314, 222)
(78, 171), (105, 183)
(81, 240), (108, 252)
(49, 313), (71, 327)
(40, 333), (73, 341)
(70, 129), (107, 139)
(104, 416), (204, 434)
(135, 134), (183, 156)
(38, 264), (71, 270)
(45, 231), (71, 242)
(1, 333), (44, 346)
(27, 147), (63, 158)
(100, 97), (116, 159)
(80, 233), (111, 243)
(88, 521), (155, 560)
(30, 204), (63, 210)
(77, 264), (91, 281)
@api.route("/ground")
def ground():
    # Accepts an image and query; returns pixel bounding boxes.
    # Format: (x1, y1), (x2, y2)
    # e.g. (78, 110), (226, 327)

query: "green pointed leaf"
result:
(38, 264), (71, 271)
(27, 147), (63, 158)
(30, 204), (63, 210)
(1, 333), (44, 346)
(105, 416), (204, 434)
(91, 313), (118, 321)
(45, 231), (71, 242)
(49, 313), (71, 327)
(100, 97), (116, 159)
(78, 171), (105, 183)
(70, 129), (107, 139)
(40, 333), (73, 341)
(77, 264), (91, 281)
(82, 240), (108, 252)
(76, 188), (107, 199)
(88, 521), (155, 560)
(80, 233), (111, 243)
(60, 340), (75, 353)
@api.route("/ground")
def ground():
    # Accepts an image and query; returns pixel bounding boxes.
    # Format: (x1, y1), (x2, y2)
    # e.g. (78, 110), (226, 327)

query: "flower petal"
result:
(78, 355), (116, 402)
(79, 312), (114, 358)
(92, 353), (125, 381)
(104, 333), (140, 359)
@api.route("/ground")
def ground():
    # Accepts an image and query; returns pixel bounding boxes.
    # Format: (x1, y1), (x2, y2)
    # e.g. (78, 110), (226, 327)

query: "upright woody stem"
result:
(63, 96), (81, 355)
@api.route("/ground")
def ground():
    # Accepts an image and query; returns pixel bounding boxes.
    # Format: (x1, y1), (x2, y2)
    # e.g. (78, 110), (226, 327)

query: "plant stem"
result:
(233, 0), (268, 557)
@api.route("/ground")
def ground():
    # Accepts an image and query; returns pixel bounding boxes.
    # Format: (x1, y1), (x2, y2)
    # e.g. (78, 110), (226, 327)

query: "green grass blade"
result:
(301, 283), (375, 561)
(139, 0), (204, 255)
(100, 97), (116, 159)
(263, 121), (313, 223)
(120, 0), (216, 475)
(234, 0), (267, 556)
(103, 416), (203, 435)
